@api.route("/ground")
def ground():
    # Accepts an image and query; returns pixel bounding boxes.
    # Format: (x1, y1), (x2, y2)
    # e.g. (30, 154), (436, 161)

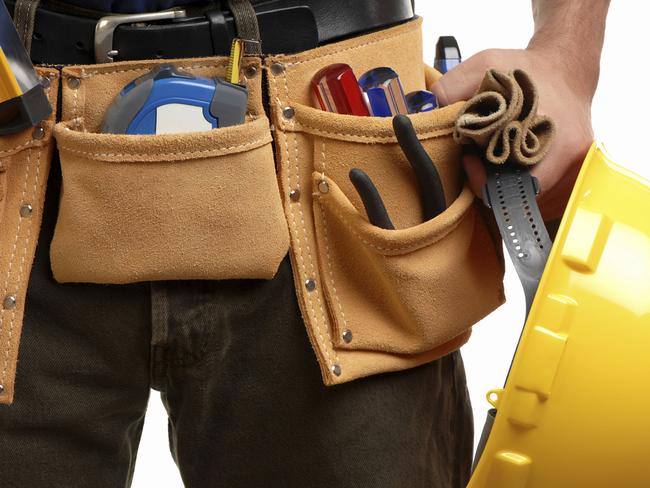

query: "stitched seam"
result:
(317, 198), (350, 335)
(79, 62), (231, 78)
(323, 200), (472, 254)
(0, 146), (34, 384)
(0, 140), (35, 158)
(56, 136), (271, 160)
(275, 74), (336, 368)
(291, 122), (454, 142)
(0, 146), (42, 386)
(283, 23), (417, 67)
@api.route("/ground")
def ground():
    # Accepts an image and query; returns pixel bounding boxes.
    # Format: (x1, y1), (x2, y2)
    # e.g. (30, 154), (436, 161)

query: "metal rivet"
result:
(3, 295), (17, 310)
(331, 364), (342, 376)
(32, 125), (45, 140)
(40, 76), (51, 89)
(305, 279), (316, 292)
(0, 384), (4, 395)
(270, 62), (286, 75)
(342, 329), (353, 343)
(244, 65), (258, 78)
(282, 106), (295, 120)
(289, 189), (301, 201)
(318, 180), (329, 194)
(67, 77), (81, 89)
(20, 204), (33, 218)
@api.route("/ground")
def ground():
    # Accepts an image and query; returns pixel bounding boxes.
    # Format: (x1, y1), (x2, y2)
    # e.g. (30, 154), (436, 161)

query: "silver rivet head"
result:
(282, 106), (295, 120)
(3, 295), (17, 310)
(32, 126), (45, 140)
(305, 279), (316, 292)
(342, 330), (353, 343)
(0, 384), (4, 395)
(20, 204), (33, 218)
(270, 62), (286, 75)
(318, 180), (329, 194)
(289, 189), (301, 202)
(40, 76), (51, 89)
(67, 77), (81, 89)
(244, 65), (258, 78)
(331, 364), (342, 376)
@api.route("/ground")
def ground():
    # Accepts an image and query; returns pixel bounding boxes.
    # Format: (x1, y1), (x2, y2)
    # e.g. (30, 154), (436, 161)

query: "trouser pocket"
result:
(267, 17), (505, 385)
(50, 57), (289, 284)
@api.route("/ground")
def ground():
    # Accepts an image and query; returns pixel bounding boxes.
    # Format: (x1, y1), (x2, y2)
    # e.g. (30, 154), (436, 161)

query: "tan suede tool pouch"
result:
(50, 57), (289, 284)
(267, 18), (505, 385)
(0, 69), (59, 404)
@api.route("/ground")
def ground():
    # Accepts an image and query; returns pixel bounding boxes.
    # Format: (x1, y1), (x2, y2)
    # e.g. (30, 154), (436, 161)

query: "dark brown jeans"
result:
(0, 153), (474, 487)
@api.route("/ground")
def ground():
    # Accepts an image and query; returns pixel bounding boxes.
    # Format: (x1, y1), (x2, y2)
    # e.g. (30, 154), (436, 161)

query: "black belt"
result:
(4, 0), (415, 65)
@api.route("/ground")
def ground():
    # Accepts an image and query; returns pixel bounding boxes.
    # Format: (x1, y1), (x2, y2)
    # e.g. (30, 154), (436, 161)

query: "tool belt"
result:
(0, 17), (504, 404)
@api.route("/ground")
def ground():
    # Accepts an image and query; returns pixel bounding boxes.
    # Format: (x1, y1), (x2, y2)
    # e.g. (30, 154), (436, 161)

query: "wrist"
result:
(525, 37), (600, 102)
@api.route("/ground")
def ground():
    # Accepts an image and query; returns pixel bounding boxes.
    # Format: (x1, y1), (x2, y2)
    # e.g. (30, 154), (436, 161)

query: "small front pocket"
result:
(51, 116), (289, 284)
(313, 173), (503, 354)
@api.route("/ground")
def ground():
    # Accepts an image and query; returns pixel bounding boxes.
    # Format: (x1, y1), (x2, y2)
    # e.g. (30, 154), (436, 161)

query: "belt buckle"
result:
(95, 10), (187, 63)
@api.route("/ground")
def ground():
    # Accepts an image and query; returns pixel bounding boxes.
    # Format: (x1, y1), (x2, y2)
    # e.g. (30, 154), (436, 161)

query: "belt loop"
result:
(12, 0), (40, 55)
(206, 9), (230, 55)
(226, 0), (262, 55)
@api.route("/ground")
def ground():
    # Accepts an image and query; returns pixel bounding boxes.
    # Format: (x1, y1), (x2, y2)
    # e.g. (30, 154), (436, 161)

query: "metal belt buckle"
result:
(95, 10), (187, 63)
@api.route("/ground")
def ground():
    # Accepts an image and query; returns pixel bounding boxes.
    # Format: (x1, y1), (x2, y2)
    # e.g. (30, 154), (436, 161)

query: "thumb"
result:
(430, 52), (493, 106)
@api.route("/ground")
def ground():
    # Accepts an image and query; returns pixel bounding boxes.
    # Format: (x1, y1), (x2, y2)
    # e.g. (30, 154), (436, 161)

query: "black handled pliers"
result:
(349, 115), (447, 230)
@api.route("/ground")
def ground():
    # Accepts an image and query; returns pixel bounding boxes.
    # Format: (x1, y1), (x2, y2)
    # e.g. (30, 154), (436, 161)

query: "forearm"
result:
(528, 0), (610, 99)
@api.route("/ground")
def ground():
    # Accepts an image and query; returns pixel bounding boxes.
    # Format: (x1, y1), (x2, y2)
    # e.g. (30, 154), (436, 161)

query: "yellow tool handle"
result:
(0, 47), (23, 104)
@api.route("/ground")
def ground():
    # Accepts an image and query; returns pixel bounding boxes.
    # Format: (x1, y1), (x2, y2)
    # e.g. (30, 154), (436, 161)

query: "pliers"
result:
(349, 115), (447, 230)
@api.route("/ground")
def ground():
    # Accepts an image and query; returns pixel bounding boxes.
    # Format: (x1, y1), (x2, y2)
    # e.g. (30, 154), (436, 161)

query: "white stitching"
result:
(79, 62), (231, 78)
(321, 195), (473, 254)
(56, 136), (272, 160)
(292, 121), (454, 143)
(0, 145), (35, 383)
(274, 72), (337, 368)
(0, 146), (42, 386)
(317, 198), (350, 335)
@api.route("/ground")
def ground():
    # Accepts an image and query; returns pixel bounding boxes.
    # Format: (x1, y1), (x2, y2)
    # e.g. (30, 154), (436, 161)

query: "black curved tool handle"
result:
(392, 114), (447, 221)
(481, 161), (552, 316)
(349, 168), (395, 230)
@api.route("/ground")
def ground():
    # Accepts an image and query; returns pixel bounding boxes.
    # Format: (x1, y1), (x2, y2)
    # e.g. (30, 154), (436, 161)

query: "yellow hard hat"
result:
(469, 142), (650, 488)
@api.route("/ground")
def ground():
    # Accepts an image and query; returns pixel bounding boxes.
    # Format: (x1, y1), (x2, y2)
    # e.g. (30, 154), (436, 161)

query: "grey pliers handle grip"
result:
(350, 115), (447, 230)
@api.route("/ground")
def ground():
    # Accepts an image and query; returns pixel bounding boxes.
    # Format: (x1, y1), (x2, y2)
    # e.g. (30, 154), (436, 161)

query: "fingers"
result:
(430, 52), (494, 106)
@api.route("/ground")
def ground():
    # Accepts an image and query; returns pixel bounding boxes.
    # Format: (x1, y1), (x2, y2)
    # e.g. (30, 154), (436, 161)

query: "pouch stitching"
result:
(0, 145), (42, 385)
(55, 136), (272, 160)
(275, 71), (338, 368)
(281, 20), (418, 68)
(78, 61), (231, 78)
(292, 121), (454, 143)
(322, 194), (474, 255)
(317, 199), (350, 335)
(316, 140), (350, 334)
(0, 139), (41, 158)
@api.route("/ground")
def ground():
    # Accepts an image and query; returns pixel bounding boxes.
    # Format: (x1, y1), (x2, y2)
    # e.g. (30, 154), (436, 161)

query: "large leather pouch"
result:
(50, 57), (289, 284)
(266, 18), (505, 384)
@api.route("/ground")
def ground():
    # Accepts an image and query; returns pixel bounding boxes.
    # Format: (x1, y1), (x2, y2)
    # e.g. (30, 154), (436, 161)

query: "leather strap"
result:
(482, 162), (552, 315)
(226, 0), (262, 55)
(12, 0), (40, 52)
(4, 0), (414, 65)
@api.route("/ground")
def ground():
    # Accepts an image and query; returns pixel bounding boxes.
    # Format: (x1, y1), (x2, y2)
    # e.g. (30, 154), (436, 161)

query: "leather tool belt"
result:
(0, 16), (505, 405)
(4, 0), (415, 64)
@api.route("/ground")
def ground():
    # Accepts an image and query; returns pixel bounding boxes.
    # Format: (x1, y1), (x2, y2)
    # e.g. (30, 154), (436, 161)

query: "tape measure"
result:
(101, 39), (252, 135)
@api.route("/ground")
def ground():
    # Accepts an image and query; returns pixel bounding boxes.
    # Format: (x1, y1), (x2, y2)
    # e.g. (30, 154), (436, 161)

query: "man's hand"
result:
(430, 0), (610, 221)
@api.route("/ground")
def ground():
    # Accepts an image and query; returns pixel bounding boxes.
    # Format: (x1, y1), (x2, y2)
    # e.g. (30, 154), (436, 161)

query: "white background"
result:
(133, 1), (649, 486)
